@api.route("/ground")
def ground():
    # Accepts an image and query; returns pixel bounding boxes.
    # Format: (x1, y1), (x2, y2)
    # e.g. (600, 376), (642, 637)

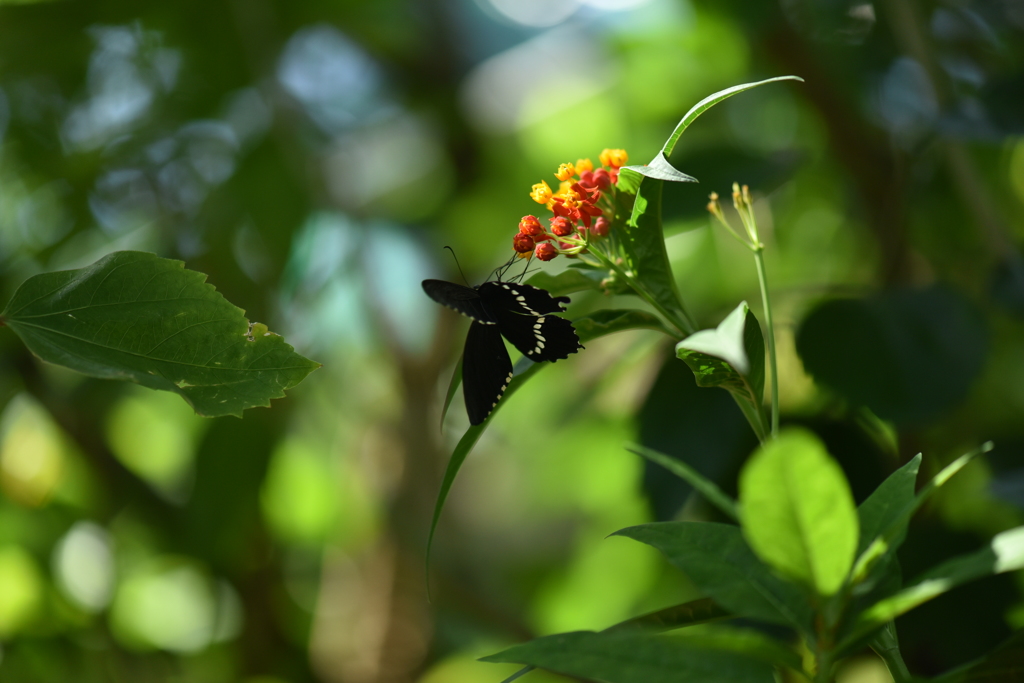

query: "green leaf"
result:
(657, 75), (804, 158)
(738, 428), (859, 596)
(604, 604), (803, 672)
(426, 309), (674, 583)
(614, 522), (813, 633)
(626, 444), (739, 521)
(849, 455), (921, 586)
(619, 176), (697, 336)
(932, 629), (1024, 683)
(602, 597), (733, 634)
(849, 443), (992, 590)
(676, 302), (768, 441)
(526, 268), (604, 297)
(439, 355), (463, 430)
(0, 251), (319, 418)
(481, 630), (776, 683)
(619, 152), (698, 184)
(857, 455), (922, 558)
(850, 525), (1024, 641)
(572, 308), (676, 339)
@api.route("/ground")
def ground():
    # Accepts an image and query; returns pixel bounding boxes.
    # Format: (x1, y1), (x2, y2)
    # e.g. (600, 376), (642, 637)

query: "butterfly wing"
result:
(478, 281), (571, 316)
(479, 282), (584, 363)
(422, 279), (495, 323)
(462, 320), (514, 425)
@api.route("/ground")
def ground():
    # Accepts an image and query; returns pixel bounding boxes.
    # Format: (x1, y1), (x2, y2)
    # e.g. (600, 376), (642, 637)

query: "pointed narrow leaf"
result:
(658, 76), (804, 157)
(739, 428), (859, 596)
(602, 597), (733, 634)
(482, 631), (775, 683)
(615, 522), (813, 633)
(851, 525), (1024, 640)
(627, 444), (739, 521)
(1, 251), (319, 418)
(850, 443), (992, 587)
(439, 355), (463, 429)
(857, 455), (922, 557)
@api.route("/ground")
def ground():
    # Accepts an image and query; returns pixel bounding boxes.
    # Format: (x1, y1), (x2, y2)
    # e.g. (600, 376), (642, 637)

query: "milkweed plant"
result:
(425, 76), (1024, 683)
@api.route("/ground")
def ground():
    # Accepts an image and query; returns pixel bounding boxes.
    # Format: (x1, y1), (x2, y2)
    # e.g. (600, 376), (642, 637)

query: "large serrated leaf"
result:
(1, 251), (319, 418)
(676, 302), (768, 441)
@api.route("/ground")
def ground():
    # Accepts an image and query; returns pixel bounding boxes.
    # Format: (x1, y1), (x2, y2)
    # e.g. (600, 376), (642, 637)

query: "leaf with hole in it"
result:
(481, 630), (778, 683)
(615, 522), (813, 634)
(676, 302), (767, 441)
(739, 428), (859, 597)
(1, 251), (319, 418)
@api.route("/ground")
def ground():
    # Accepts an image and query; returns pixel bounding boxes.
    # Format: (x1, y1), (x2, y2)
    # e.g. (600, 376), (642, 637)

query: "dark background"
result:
(0, 0), (1022, 681)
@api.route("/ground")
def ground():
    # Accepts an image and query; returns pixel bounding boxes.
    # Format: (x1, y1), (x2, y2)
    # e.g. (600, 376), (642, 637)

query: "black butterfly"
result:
(422, 278), (584, 425)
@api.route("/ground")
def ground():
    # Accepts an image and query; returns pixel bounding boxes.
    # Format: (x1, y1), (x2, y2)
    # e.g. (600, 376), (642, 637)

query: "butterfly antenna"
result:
(444, 246), (471, 287)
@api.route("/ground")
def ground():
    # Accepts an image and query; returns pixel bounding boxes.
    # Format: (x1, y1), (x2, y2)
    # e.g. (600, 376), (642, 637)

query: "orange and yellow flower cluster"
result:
(513, 149), (628, 261)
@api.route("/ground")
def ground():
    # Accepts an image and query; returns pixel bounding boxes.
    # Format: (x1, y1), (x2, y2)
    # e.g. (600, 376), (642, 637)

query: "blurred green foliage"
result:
(0, 0), (1023, 681)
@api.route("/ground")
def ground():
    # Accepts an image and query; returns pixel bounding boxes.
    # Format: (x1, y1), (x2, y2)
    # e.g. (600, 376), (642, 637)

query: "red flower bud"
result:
(535, 242), (557, 261)
(519, 215), (543, 236)
(592, 168), (612, 190)
(590, 216), (610, 238)
(550, 216), (574, 237)
(513, 232), (535, 253)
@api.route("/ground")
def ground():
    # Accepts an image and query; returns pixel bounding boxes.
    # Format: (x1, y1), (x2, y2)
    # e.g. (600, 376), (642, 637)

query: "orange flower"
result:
(530, 180), (554, 205)
(575, 158), (594, 173)
(599, 148), (628, 169)
(555, 162), (576, 182)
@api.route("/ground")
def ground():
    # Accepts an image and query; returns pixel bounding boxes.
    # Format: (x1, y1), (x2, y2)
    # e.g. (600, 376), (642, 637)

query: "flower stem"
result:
(591, 249), (694, 337)
(752, 245), (779, 438)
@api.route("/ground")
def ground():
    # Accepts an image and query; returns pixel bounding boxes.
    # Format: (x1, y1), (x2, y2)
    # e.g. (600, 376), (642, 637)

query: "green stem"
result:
(869, 622), (912, 683)
(591, 249), (694, 337)
(752, 246), (779, 438)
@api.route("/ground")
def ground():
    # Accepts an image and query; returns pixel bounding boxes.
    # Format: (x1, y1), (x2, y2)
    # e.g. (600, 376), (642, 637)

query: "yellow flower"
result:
(599, 148), (628, 168)
(530, 180), (554, 204)
(575, 158), (594, 173)
(555, 162), (576, 182)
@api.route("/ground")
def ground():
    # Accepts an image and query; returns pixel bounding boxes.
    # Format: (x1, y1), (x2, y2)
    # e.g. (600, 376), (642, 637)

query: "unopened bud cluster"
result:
(513, 149), (628, 261)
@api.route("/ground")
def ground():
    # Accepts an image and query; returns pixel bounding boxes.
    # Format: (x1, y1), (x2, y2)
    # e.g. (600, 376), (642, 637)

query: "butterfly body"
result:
(423, 279), (584, 424)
